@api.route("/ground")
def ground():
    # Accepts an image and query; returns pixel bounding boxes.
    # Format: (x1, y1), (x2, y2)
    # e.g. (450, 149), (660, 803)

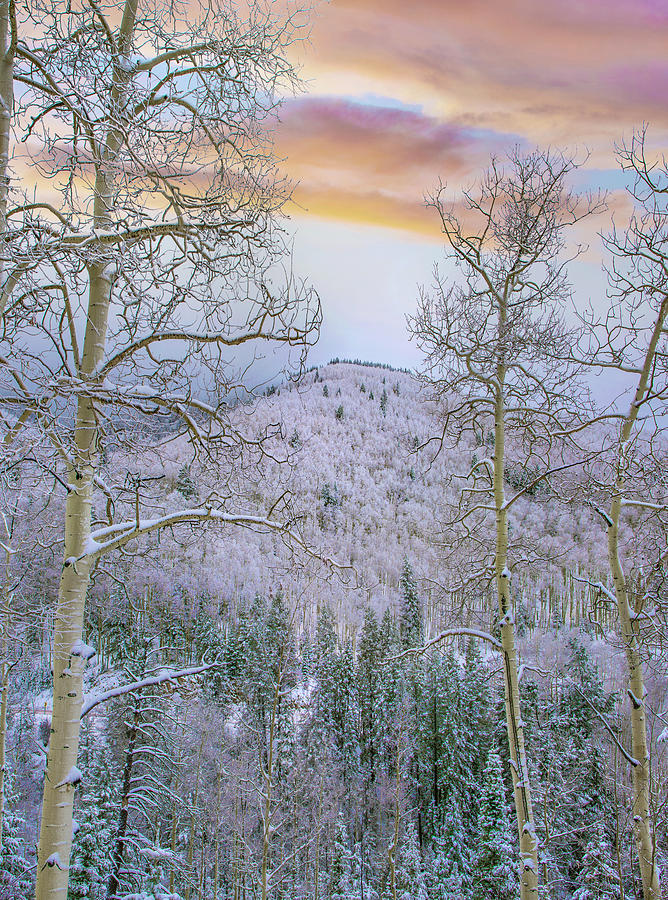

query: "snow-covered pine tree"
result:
(472, 750), (519, 900)
(399, 560), (423, 650)
(330, 815), (356, 900)
(351, 839), (380, 900)
(572, 822), (621, 900)
(357, 607), (382, 831)
(429, 797), (471, 900)
(396, 822), (429, 900)
(0, 771), (32, 897)
(69, 745), (120, 900)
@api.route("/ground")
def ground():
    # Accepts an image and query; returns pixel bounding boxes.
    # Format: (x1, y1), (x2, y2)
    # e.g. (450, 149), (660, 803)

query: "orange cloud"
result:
(277, 97), (521, 231)
(274, 0), (668, 232)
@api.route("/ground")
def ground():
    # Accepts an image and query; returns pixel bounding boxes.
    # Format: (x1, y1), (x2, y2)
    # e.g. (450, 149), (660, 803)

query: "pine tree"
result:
(429, 795), (472, 899)
(357, 606), (382, 827)
(330, 815), (356, 900)
(69, 745), (120, 900)
(471, 750), (519, 900)
(399, 559), (423, 650)
(460, 640), (492, 827)
(0, 771), (32, 897)
(396, 822), (428, 900)
(175, 463), (197, 500)
(572, 822), (621, 900)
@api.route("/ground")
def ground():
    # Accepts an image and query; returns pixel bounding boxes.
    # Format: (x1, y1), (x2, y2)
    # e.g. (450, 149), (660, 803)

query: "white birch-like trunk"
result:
(34, 5), (139, 897)
(495, 322), (538, 898)
(605, 297), (667, 900)
(0, 0), (15, 321)
(0, 553), (10, 852)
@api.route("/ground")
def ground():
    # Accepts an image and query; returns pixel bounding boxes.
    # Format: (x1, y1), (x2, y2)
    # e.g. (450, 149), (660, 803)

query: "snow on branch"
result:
(620, 500), (668, 513)
(63, 507), (339, 571)
(388, 627), (502, 662)
(571, 573), (618, 606)
(80, 662), (219, 718)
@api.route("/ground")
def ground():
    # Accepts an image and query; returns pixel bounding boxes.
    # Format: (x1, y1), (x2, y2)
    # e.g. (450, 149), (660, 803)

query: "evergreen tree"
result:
(471, 750), (518, 900)
(377, 609), (405, 773)
(69, 743), (120, 900)
(330, 815), (356, 900)
(351, 839), (380, 900)
(572, 822), (621, 900)
(430, 797), (470, 897)
(460, 640), (492, 827)
(357, 606), (382, 825)
(175, 463), (197, 500)
(396, 822), (428, 900)
(399, 559), (423, 650)
(0, 772), (32, 897)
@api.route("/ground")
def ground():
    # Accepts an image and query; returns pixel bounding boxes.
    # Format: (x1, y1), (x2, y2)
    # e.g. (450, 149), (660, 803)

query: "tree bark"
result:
(605, 296), (667, 900)
(0, 0), (15, 321)
(495, 342), (539, 898)
(34, 5), (139, 897)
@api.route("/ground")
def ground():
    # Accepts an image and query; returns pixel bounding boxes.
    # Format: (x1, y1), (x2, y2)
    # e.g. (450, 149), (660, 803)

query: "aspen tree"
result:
(410, 149), (602, 898)
(1, 3), (320, 899)
(0, 0), (15, 323)
(578, 129), (668, 900)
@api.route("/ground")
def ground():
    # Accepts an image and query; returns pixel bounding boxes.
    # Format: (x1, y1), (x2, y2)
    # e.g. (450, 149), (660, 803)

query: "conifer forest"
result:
(0, 2), (667, 900)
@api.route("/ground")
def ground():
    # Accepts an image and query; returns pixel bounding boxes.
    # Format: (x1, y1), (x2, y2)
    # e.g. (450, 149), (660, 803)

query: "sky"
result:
(271, 0), (668, 371)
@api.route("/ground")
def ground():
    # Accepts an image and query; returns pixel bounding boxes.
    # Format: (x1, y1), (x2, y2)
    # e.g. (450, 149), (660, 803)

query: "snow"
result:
(56, 766), (82, 788)
(81, 663), (217, 717)
(84, 536), (103, 556)
(45, 852), (61, 867)
(70, 639), (96, 661)
(499, 608), (515, 627)
(138, 846), (173, 860)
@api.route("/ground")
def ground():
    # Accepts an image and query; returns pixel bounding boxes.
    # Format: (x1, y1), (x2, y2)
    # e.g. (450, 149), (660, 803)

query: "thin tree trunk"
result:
(495, 344), (539, 898)
(605, 296), (667, 900)
(0, 0), (15, 322)
(107, 702), (141, 900)
(34, 5), (139, 898)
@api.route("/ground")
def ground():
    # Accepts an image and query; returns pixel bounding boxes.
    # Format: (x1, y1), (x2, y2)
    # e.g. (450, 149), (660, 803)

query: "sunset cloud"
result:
(277, 97), (523, 230)
(275, 0), (668, 232)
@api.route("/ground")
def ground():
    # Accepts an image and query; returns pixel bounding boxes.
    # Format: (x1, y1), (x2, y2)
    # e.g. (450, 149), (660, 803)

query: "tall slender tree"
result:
(577, 130), (668, 900)
(2, 4), (320, 899)
(410, 149), (602, 897)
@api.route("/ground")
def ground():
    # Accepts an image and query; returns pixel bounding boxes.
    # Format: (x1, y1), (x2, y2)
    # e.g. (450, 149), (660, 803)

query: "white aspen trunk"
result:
(0, 552), (10, 852)
(0, 0), (14, 319)
(388, 734), (401, 900)
(261, 677), (280, 900)
(34, 5), (139, 897)
(0, 0), (19, 326)
(495, 324), (538, 898)
(605, 296), (667, 900)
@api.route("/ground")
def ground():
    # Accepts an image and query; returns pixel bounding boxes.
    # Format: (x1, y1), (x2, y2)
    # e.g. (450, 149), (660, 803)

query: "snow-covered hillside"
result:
(140, 360), (609, 637)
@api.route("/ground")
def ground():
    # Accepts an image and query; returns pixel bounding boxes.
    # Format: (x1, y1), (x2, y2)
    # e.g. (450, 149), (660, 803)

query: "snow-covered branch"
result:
(388, 627), (502, 662)
(80, 663), (219, 718)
